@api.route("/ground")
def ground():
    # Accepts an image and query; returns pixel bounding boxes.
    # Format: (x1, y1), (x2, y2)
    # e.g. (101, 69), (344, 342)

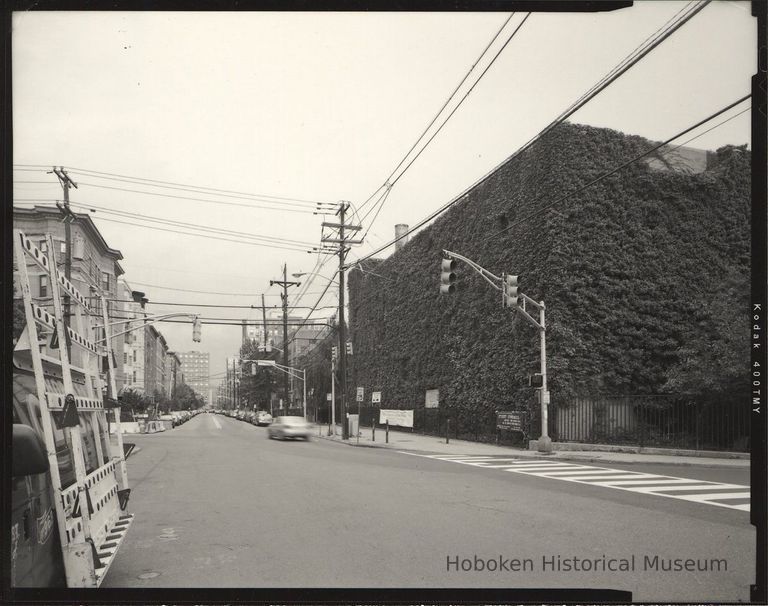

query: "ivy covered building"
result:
(345, 121), (751, 450)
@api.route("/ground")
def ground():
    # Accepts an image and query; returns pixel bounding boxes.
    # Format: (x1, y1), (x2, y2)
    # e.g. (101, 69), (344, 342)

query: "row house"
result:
(13, 205), (126, 391)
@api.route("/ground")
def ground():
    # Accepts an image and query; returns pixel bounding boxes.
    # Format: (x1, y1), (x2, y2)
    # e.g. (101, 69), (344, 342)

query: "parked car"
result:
(267, 416), (312, 440)
(255, 411), (273, 426)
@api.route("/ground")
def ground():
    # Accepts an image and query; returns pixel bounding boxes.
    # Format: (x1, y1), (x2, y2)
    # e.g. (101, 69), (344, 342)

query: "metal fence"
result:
(549, 395), (750, 452)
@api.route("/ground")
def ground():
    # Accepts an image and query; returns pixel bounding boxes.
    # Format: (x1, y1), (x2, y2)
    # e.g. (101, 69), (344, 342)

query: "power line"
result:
(60, 166), (324, 206)
(126, 281), (330, 297)
(86, 215), (311, 253)
(112, 300), (339, 310)
(482, 94), (752, 242)
(358, 13), (531, 233)
(357, 12), (516, 216)
(68, 202), (315, 247)
(72, 181), (316, 214)
(347, 2), (711, 269)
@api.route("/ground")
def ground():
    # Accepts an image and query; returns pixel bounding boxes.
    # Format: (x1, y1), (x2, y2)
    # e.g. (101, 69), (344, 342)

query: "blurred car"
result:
(245, 410), (256, 423)
(255, 411), (273, 426)
(267, 416), (311, 440)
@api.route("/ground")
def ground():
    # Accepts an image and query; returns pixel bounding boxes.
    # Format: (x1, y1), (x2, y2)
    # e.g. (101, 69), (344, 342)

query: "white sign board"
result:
(356, 387), (364, 402)
(425, 389), (439, 408)
(379, 409), (414, 428)
(372, 391), (381, 404)
(326, 393), (332, 402)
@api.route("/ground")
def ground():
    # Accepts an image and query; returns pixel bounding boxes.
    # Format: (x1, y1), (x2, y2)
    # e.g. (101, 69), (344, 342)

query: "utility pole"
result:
(322, 202), (362, 440)
(270, 264), (300, 413)
(52, 167), (78, 355)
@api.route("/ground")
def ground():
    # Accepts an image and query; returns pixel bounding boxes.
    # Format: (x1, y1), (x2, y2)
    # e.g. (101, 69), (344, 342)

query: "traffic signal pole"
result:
(441, 249), (552, 453)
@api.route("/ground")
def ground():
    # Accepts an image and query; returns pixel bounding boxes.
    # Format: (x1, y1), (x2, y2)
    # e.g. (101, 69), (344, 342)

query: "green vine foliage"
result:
(346, 123), (750, 431)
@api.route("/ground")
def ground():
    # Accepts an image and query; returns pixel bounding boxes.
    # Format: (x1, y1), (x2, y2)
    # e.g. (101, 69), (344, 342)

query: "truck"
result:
(11, 229), (134, 587)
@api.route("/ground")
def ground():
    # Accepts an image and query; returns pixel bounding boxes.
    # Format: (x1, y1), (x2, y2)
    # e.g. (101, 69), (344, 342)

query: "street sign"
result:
(372, 391), (381, 404)
(425, 389), (439, 408)
(356, 387), (364, 402)
(326, 393), (332, 402)
(496, 410), (527, 433)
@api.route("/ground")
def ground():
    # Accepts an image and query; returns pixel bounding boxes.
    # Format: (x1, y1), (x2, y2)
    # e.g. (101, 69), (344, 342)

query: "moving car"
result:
(267, 416), (312, 440)
(255, 411), (273, 426)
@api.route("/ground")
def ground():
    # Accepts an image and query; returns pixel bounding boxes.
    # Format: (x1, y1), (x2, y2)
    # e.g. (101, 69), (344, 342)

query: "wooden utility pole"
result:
(270, 265), (300, 412)
(322, 203), (362, 440)
(52, 167), (78, 355)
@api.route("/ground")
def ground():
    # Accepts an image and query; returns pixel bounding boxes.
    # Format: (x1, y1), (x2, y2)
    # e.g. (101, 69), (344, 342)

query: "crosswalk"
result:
(400, 453), (750, 512)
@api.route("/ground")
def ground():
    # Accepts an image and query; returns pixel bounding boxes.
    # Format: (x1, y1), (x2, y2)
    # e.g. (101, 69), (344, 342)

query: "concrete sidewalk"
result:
(315, 424), (750, 468)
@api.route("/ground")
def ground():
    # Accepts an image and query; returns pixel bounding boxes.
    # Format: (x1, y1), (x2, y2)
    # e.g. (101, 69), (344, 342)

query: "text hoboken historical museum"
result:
(446, 554), (728, 573)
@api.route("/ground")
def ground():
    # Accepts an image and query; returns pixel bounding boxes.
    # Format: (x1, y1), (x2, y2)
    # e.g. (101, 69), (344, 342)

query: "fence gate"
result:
(14, 229), (133, 587)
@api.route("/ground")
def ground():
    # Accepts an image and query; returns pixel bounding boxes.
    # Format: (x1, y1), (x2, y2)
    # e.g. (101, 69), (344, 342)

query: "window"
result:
(39, 275), (48, 298)
(39, 240), (47, 253)
(124, 352), (128, 364)
(133, 371), (137, 383)
(133, 350), (137, 363)
(60, 241), (67, 254)
(102, 271), (110, 292)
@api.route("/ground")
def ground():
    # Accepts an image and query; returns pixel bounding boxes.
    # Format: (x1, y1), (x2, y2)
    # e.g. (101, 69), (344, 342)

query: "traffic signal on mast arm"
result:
(502, 274), (519, 308)
(192, 317), (202, 342)
(440, 258), (456, 294)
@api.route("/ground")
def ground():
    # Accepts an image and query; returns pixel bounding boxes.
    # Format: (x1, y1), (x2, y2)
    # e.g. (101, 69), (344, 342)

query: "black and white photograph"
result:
(7, 1), (766, 603)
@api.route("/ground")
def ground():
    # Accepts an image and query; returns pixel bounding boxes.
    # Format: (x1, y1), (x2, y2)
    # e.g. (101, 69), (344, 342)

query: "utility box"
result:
(348, 413), (359, 437)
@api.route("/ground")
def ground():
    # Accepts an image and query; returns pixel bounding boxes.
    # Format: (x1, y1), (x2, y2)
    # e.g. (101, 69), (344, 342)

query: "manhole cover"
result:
(137, 571), (161, 580)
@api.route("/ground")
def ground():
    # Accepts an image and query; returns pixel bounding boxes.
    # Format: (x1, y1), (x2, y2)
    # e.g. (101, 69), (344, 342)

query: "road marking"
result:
(400, 452), (750, 512)
(211, 415), (222, 430)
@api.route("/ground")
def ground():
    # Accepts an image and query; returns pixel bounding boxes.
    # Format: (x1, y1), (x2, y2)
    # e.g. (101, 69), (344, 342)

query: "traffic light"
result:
(192, 317), (202, 342)
(502, 274), (519, 308)
(332, 346), (338, 361)
(346, 341), (353, 355)
(440, 258), (456, 294)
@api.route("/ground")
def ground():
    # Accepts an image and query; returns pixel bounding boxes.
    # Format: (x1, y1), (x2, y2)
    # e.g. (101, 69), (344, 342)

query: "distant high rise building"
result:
(178, 351), (210, 403)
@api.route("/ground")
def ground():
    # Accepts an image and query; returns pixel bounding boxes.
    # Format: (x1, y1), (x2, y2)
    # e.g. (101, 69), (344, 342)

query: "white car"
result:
(267, 416), (311, 440)
(255, 411), (273, 426)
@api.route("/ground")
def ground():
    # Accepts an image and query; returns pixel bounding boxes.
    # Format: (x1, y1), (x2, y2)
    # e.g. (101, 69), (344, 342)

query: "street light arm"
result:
(95, 313), (199, 344)
(443, 249), (502, 290)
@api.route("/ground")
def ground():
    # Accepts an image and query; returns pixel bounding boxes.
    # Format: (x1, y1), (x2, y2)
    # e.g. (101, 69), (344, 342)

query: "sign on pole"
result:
(371, 391), (381, 404)
(425, 389), (439, 408)
(356, 387), (364, 402)
(326, 393), (332, 402)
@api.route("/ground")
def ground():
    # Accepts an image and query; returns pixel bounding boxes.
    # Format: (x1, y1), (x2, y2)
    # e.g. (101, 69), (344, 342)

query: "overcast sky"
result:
(12, 2), (756, 391)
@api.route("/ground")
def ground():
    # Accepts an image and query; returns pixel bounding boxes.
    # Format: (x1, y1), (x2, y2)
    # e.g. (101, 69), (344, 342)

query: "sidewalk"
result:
(315, 424), (750, 468)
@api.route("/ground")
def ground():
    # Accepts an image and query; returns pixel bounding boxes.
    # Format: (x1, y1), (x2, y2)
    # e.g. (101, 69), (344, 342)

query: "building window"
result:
(102, 271), (110, 292)
(124, 352), (128, 364)
(133, 350), (137, 363)
(39, 275), (48, 298)
(133, 371), (137, 383)
(39, 240), (47, 253)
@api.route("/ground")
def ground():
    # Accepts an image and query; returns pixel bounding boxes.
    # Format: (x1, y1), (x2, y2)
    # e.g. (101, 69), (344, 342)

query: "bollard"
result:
(372, 421), (376, 442)
(386, 419), (389, 443)
(446, 419), (450, 444)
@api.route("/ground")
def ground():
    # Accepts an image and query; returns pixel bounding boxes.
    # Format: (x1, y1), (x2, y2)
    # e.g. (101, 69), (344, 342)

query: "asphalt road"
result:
(102, 413), (754, 601)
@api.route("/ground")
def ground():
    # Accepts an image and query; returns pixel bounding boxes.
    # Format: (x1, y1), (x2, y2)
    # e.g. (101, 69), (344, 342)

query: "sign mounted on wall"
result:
(425, 389), (439, 408)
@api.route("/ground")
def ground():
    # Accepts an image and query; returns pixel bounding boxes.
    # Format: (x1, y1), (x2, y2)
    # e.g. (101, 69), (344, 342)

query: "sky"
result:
(12, 2), (757, 390)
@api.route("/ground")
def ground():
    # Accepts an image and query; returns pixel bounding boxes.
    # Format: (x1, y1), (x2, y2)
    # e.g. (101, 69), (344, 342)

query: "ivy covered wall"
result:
(346, 121), (751, 432)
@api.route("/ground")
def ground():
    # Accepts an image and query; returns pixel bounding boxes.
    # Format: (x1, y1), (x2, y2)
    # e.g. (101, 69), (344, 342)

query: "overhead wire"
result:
(67, 201), (315, 247)
(356, 12), (517, 217)
(347, 0), (712, 269)
(62, 166), (324, 206)
(71, 181), (317, 214)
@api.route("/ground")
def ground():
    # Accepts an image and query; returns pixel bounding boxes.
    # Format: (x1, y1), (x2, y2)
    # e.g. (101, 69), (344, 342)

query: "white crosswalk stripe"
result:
(399, 452), (750, 512)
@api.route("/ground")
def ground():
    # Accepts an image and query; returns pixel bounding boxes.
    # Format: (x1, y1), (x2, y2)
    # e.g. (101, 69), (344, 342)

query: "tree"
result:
(119, 388), (151, 415)
(172, 383), (203, 411)
(238, 340), (278, 410)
